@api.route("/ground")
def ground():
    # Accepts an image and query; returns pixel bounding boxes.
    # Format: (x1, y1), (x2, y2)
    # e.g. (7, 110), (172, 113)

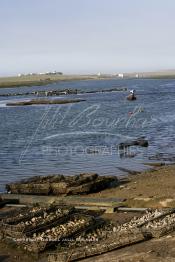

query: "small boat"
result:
(127, 94), (137, 101)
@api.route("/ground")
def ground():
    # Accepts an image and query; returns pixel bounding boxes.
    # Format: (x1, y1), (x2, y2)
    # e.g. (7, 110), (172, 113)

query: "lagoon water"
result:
(0, 79), (175, 191)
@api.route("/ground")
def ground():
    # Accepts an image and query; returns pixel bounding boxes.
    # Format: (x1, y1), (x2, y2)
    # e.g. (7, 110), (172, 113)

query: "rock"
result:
(118, 137), (149, 149)
(138, 138), (149, 147)
(149, 153), (175, 162)
(117, 167), (140, 175)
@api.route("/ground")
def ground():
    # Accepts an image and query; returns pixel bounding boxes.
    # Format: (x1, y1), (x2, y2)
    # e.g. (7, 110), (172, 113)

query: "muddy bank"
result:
(87, 165), (175, 208)
(6, 98), (85, 106)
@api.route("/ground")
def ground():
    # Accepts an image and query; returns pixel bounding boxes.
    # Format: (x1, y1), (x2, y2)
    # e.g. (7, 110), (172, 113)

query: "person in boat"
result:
(130, 89), (135, 95)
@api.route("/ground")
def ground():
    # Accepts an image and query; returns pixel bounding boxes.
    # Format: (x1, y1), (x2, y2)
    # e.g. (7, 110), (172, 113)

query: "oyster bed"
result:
(48, 208), (175, 262)
(20, 214), (95, 253)
(0, 204), (97, 253)
(1, 204), (175, 260)
(1, 205), (74, 238)
(6, 173), (118, 196)
(140, 209), (175, 237)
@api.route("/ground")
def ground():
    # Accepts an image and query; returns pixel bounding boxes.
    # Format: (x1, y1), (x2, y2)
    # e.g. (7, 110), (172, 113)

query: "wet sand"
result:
(88, 164), (175, 209)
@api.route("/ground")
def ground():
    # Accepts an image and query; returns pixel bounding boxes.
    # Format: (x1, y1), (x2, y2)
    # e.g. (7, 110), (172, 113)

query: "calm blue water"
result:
(0, 79), (175, 191)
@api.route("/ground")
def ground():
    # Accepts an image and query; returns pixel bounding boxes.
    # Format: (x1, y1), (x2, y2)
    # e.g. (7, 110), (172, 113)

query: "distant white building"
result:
(97, 72), (101, 76)
(118, 73), (124, 78)
(135, 74), (139, 78)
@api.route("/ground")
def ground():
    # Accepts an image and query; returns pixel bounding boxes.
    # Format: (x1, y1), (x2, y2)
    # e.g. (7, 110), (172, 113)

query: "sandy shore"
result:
(88, 164), (175, 209)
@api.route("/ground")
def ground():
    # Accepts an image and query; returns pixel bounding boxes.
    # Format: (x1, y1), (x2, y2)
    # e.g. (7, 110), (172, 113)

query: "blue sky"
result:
(0, 0), (175, 76)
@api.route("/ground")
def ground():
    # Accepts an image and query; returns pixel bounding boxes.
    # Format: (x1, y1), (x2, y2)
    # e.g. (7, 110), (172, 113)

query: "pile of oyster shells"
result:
(111, 209), (175, 238)
(117, 209), (164, 231)
(3, 206), (43, 224)
(59, 209), (175, 250)
(22, 215), (92, 252)
(32, 216), (89, 242)
(65, 223), (114, 248)
(4, 206), (175, 253)
(143, 212), (175, 231)
(17, 208), (70, 229)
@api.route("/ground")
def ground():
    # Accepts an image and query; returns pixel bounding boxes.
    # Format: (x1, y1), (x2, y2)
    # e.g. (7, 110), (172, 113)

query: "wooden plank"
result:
(75, 205), (119, 213)
(117, 207), (148, 212)
(0, 194), (125, 213)
(5, 204), (27, 208)
(0, 194), (125, 206)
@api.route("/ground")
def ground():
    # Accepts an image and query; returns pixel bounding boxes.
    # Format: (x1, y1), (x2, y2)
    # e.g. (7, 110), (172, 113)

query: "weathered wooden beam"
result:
(0, 194), (125, 206)
(117, 207), (148, 212)
(74, 205), (119, 213)
(0, 194), (125, 213)
(5, 204), (27, 208)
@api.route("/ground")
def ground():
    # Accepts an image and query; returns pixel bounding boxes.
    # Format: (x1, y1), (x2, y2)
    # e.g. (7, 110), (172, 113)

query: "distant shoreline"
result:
(0, 73), (175, 88)
(0, 75), (112, 88)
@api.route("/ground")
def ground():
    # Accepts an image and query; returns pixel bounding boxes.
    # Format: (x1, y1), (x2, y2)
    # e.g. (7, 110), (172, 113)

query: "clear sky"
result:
(0, 0), (175, 76)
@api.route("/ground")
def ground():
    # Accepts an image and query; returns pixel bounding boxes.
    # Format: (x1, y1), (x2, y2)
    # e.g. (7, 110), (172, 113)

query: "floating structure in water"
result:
(6, 174), (118, 196)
